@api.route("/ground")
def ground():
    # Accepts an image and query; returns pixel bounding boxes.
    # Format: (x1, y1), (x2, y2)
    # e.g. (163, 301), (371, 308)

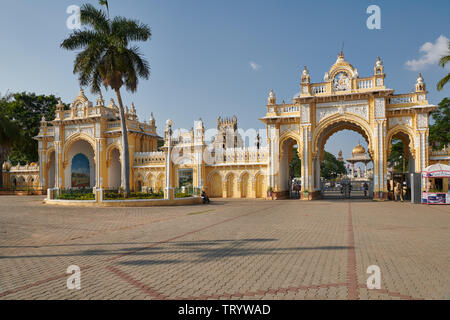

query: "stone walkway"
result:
(0, 196), (448, 300)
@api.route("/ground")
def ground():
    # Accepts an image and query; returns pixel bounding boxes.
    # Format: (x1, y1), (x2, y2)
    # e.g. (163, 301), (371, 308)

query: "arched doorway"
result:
(313, 118), (374, 200)
(207, 172), (222, 198)
(240, 172), (249, 198)
(225, 173), (235, 198)
(255, 173), (265, 198)
(156, 173), (165, 193)
(279, 136), (301, 198)
(108, 148), (121, 189)
(65, 139), (96, 189)
(387, 129), (416, 200)
(47, 151), (55, 189)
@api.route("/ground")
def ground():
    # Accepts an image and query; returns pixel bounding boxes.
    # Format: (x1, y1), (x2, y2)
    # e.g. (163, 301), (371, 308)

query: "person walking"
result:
(394, 182), (401, 202)
(401, 181), (407, 202)
(363, 182), (369, 197)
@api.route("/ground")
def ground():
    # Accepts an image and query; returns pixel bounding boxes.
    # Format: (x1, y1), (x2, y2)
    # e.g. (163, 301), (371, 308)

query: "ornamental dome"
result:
(2, 160), (12, 171)
(352, 143), (366, 155)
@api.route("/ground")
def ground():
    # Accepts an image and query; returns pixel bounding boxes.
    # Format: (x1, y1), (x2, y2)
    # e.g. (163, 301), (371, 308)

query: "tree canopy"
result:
(321, 151), (347, 180)
(0, 92), (61, 164)
(429, 97), (450, 150)
(387, 139), (409, 172)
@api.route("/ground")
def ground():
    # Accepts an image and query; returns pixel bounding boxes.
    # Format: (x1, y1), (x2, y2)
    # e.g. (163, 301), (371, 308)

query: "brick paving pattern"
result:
(0, 196), (449, 300)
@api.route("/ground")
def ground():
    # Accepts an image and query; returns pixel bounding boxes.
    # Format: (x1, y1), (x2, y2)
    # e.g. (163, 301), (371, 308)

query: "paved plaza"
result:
(0, 196), (449, 300)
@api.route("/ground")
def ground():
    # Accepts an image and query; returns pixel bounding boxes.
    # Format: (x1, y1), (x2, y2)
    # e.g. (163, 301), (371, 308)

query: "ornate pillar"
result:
(300, 103), (312, 197)
(373, 98), (388, 199)
(268, 124), (279, 191)
(164, 120), (174, 200)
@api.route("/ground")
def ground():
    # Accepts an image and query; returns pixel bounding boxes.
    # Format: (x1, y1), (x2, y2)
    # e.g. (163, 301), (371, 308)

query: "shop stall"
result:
(421, 163), (450, 204)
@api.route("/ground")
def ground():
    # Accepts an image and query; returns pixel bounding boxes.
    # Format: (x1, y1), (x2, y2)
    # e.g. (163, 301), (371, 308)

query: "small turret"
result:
(374, 56), (384, 75)
(267, 89), (276, 105)
(96, 91), (105, 106)
(149, 112), (155, 126)
(301, 66), (310, 84)
(415, 73), (426, 92)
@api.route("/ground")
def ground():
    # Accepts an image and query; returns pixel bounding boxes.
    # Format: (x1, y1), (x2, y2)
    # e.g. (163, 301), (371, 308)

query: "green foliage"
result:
(387, 139), (409, 172)
(175, 193), (192, 198)
(320, 151), (347, 180)
(60, 2), (152, 197)
(437, 40), (450, 91)
(57, 192), (95, 200)
(1, 92), (60, 164)
(290, 147), (301, 177)
(60, 3), (151, 94)
(104, 191), (163, 200)
(429, 97), (450, 150)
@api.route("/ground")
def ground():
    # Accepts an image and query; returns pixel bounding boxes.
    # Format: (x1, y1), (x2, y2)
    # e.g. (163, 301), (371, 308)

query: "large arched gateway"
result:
(261, 53), (437, 200)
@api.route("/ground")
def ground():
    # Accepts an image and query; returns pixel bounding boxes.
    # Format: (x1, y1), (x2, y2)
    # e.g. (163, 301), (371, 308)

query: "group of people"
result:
(388, 181), (407, 202)
(340, 182), (370, 198)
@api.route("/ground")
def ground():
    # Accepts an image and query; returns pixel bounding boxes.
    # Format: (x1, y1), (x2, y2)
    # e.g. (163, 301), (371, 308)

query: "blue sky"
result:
(0, 0), (449, 163)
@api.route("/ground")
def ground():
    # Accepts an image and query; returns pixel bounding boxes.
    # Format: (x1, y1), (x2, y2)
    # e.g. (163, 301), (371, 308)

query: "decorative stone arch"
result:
(386, 125), (416, 158)
(279, 132), (302, 158)
(106, 143), (122, 189)
(224, 172), (236, 198)
(253, 170), (266, 198)
(155, 172), (165, 192)
(386, 125), (418, 173)
(206, 170), (222, 198)
(238, 170), (251, 198)
(45, 147), (55, 164)
(63, 133), (97, 169)
(63, 134), (97, 188)
(237, 170), (251, 183)
(134, 171), (145, 192)
(45, 147), (56, 189)
(312, 113), (374, 160)
(105, 143), (122, 167)
(144, 171), (156, 189)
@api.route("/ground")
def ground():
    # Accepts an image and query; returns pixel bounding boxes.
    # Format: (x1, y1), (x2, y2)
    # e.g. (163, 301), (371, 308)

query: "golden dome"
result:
(352, 143), (366, 155)
(29, 162), (37, 167)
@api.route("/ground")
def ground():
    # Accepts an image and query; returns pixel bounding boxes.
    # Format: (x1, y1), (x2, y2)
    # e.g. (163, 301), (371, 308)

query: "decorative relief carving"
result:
(315, 100), (369, 123)
(64, 125), (95, 139)
(389, 116), (412, 128)
(107, 137), (120, 145)
(376, 78), (383, 86)
(280, 124), (299, 135)
(417, 113), (428, 128)
(375, 98), (385, 119)
(332, 72), (351, 91)
(301, 104), (310, 123)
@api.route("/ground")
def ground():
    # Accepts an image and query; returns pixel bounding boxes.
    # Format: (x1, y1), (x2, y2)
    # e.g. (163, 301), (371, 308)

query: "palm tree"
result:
(60, 2), (151, 197)
(437, 40), (450, 91)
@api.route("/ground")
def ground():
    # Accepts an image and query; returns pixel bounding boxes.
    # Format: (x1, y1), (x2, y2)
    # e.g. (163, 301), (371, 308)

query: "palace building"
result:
(2, 53), (449, 199)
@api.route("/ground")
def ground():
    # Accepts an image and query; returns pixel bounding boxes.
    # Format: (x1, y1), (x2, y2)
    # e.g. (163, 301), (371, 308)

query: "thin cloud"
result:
(405, 35), (450, 71)
(249, 61), (262, 71)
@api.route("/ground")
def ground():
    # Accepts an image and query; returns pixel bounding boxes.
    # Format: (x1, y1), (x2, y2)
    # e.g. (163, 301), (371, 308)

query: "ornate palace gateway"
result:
(2, 53), (448, 200)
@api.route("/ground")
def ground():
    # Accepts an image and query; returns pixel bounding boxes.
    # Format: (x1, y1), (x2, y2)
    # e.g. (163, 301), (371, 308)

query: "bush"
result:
(57, 192), (95, 201)
(175, 193), (191, 198)
(104, 191), (164, 200)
